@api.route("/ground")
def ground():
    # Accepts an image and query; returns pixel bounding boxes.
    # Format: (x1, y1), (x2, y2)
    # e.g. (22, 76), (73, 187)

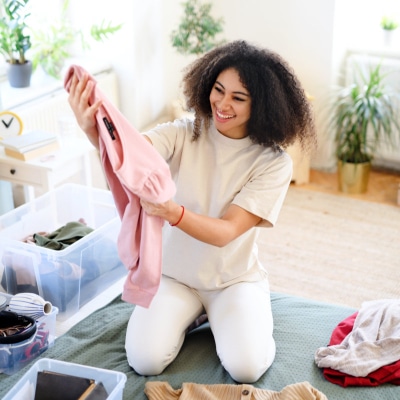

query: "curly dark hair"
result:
(182, 40), (316, 152)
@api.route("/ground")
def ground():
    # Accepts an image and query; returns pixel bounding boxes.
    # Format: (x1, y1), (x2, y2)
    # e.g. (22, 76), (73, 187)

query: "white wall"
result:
(64, 0), (165, 130)
(101, 0), (335, 169)
(162, 0), (400, 170)
(34, 0), (400, 171)
(97, 0), (335, 169)
(212, 0), (337, 169)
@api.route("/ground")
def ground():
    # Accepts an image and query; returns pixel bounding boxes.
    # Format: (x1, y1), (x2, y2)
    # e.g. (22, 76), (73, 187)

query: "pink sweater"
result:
(64, 65), (176, 308)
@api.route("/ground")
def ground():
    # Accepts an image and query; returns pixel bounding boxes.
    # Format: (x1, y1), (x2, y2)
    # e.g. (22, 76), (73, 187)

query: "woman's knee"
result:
(124, 277), (203, 375)
(220, 339), (276, 383)
(125, 309), (186, 376)
(125, 340), (169, 376)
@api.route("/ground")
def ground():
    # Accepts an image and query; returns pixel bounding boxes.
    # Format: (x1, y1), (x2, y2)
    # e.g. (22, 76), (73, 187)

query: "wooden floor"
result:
(296, 167), (400, 207)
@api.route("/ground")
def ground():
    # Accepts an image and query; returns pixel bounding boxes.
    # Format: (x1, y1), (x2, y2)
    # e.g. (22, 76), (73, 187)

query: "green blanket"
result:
(2, 293), (400, 400)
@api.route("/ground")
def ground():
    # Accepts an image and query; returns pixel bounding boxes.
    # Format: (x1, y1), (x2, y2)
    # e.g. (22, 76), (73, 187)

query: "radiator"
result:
(345, 53), (400, 170)
(10, 69), (119, 137)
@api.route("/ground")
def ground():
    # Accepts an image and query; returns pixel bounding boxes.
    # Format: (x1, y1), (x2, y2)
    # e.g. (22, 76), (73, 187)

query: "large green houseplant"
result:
(330, 62), (400, 193)
(0, 0), (32, 87)
(30, 0), (122, 80)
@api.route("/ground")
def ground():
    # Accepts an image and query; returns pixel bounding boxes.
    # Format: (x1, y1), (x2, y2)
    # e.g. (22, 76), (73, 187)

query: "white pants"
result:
(125, 275), (275, 383)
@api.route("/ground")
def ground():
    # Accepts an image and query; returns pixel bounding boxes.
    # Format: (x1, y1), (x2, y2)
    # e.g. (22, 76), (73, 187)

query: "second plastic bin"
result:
(3, 358), (127, 400)
(0, 184), (126, 320)
(0, 305), (58, 375)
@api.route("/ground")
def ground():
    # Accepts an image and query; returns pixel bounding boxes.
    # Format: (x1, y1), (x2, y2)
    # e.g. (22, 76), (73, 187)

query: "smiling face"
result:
(209, 68), (252, 139)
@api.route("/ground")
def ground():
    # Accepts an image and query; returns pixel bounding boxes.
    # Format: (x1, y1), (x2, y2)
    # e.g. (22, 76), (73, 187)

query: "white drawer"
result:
(0, 161), (43, 186)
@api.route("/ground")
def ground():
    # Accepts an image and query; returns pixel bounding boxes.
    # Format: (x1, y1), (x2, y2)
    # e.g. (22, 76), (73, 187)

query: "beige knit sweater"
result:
(144, 381), (328, 400)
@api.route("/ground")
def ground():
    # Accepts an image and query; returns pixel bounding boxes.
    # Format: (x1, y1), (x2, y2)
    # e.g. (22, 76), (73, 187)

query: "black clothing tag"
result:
(103, 117), (116, 140)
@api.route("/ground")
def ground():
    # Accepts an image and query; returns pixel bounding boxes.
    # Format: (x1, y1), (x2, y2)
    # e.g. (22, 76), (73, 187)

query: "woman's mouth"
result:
(216, 109), (235, 121)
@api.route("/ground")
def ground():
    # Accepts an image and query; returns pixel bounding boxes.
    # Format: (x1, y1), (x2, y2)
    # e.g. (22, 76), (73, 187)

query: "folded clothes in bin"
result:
(34, 370), (108, 400)
(32, 221), (94, 250)
(1, 237), (121, 312)
(0, 183), (126, 320)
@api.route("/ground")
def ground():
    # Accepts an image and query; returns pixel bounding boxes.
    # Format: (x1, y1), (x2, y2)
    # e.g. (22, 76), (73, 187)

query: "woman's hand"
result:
(140, 199), (183, 225)
(67, 73), (102, 149)
(140, 198), (261, 247)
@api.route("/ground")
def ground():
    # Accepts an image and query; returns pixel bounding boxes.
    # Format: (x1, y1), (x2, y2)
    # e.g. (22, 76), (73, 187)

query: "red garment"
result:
(323, 312), (400, 387)
(64, 65), (176, 308)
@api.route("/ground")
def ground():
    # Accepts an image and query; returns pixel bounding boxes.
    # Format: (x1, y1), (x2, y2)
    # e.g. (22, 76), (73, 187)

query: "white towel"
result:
(315, 299), (400, 377)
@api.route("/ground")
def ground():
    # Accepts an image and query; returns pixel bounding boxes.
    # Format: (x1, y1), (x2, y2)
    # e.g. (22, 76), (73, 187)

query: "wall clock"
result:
(0, 110), (24, 140)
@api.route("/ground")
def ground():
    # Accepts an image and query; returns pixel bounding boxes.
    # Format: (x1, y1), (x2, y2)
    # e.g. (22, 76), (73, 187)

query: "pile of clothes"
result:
(315, 299), (400, 387)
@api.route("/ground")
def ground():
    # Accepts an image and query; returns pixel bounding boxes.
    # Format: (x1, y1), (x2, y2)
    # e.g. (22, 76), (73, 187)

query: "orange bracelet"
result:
(170, 205), (185, 227)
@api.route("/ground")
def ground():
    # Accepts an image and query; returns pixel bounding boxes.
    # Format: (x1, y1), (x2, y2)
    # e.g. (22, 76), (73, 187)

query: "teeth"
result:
(216, 110), (234, 119)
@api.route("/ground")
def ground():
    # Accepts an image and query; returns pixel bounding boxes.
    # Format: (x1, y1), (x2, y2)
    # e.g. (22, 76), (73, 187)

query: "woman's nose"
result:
(218, 95), (231, 110)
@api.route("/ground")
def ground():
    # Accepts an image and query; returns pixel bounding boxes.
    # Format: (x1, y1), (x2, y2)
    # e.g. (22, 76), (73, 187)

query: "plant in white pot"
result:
(0, 0), (32, 88)
(170, 0), (225, 117)
(381, 15), (398, 46)
(330, 62), (400, 193)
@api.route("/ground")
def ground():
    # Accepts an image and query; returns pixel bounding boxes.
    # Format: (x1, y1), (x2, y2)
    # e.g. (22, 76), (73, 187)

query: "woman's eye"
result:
(234, 97), (245, 102)
(214, 86), (223, 93)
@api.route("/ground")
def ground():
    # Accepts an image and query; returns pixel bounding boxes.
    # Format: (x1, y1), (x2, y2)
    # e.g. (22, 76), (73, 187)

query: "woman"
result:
(68, 40), (316, 383)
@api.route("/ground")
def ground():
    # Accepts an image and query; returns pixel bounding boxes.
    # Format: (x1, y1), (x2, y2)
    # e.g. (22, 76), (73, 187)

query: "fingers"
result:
(66, 72), (102, 147)
(69, 74), (89, 105)
(68, 73), (103, 123)
(91, 99), (103, 114)
(79, 78), (94, 106)
(79, 77), (103, 115)
(68, 73), (84, 98)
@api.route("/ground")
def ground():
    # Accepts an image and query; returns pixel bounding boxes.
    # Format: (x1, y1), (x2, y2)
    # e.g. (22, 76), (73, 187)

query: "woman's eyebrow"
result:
(215, 80), (250, 97)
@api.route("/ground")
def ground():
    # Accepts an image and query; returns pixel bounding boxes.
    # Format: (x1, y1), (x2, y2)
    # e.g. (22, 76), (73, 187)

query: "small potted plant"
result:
(381, 15), (399, 30)
(0, 0), (32, 88)
(380, 15), (399, 46)
(170, 0), (224, 116)
(329, 62), (400, 193)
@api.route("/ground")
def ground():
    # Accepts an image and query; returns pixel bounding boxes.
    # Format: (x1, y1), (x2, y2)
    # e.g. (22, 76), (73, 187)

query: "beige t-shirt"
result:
(146, 118), (292, 290)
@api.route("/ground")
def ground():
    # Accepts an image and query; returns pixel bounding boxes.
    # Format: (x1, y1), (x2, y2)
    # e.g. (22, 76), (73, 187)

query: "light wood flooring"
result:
(295, 167), (400, 207)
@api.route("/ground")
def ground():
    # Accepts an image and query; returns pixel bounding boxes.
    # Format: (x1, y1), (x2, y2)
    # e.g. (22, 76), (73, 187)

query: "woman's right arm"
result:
(67, 72), (102, 150)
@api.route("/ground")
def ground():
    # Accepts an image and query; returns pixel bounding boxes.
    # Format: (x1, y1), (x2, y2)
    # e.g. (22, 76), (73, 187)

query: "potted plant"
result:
(170, 0), (225, 56)
(170, 0), (224, 116)
(380, 15), (399, 46)
(381, 15), (399, 30)
(330, 62), (400, 193)
(30, 0), (122, 80)
(0, 0), (32, 88)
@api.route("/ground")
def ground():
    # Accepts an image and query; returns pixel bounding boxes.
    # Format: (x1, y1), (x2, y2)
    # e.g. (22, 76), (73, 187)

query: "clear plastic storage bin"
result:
(3, 358), (127, 400)
(0, 305), (58, 375)
(0, 184), (125, 320)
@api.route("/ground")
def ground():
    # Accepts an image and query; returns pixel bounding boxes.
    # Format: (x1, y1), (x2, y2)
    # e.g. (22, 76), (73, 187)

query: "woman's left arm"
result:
(140, 199), (261, 247)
